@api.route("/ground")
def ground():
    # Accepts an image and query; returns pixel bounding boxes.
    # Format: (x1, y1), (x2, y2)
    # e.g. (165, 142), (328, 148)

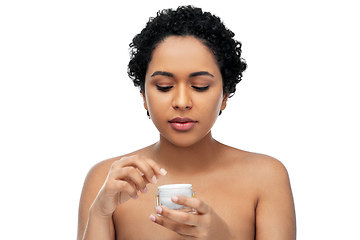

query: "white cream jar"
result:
(155, 184), (196, 212)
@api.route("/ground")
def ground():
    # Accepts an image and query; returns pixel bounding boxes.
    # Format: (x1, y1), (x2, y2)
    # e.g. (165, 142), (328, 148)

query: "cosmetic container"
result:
(155, 184), (196, 212)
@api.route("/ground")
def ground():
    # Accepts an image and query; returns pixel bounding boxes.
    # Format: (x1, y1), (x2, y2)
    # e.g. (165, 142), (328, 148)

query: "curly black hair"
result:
(128, 6), (247, 97)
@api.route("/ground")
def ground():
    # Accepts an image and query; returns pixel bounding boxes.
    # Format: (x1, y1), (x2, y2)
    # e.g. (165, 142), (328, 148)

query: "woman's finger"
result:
(131, 156), (166, 184)
(109, 166), (148, 193)
(112, 155), (167, 184)
(172, 195), (209, 215)
(105, 179), (139, 200)
(149, 213), (196, 237)
(155, 205), (198, 226)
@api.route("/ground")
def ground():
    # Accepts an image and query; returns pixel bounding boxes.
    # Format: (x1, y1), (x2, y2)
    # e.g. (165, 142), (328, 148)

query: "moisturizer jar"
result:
(155, 184), (196, 212)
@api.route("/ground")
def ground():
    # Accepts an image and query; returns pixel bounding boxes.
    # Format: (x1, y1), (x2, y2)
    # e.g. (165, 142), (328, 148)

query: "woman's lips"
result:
(169, 117), (196, 131)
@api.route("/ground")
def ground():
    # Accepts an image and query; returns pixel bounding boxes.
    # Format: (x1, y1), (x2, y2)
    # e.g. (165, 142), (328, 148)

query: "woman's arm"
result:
(77, 160), (116, 240)
(77, 155), (166, 240)
(255, 156), (296, 240)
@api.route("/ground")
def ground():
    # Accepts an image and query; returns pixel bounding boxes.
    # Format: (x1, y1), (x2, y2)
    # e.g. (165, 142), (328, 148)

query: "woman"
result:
(77, 6), (296, 240)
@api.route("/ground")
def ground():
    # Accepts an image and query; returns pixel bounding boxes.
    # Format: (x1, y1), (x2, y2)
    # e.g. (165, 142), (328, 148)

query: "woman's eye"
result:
(156, 85), (173, 92)
(192, 85), (210, 91)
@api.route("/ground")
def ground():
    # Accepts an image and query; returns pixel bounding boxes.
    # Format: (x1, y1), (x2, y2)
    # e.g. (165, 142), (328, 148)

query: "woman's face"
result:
(143, 36), (228, 147)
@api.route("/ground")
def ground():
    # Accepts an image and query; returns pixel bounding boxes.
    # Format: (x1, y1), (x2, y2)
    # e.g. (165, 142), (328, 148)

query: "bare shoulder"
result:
(245, 152), (289, 179)
(227, 147), (287, 179)
(222, 144), (288, 177)
(225, 148), (296, 239)
(220, 144), (292, 194)
(222, 146), (296, 239)
(251, 154), (296, 239)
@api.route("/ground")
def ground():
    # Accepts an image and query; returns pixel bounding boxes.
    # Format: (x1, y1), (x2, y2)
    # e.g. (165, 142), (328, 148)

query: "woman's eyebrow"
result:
(150, 71), (214, 78)
(189, 71), (214, 78)
(150, 71), (174, 77)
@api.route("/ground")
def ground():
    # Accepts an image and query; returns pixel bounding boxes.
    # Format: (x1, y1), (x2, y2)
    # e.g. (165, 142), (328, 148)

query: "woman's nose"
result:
(172, 85), (192, 110)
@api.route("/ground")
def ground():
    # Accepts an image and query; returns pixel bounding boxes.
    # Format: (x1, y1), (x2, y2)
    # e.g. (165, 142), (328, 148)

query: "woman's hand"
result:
(150, 196), (238, 239)
(91, 155), (167, 217)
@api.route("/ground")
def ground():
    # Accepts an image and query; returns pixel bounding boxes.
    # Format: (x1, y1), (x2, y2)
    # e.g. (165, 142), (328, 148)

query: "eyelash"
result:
(192, 86), (210, 92)
(156, 85), (173, 92)
(156, 85), (210, 92)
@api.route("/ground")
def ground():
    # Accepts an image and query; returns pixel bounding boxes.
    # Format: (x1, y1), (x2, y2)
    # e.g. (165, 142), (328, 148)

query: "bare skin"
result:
(77, 36), (296, 239)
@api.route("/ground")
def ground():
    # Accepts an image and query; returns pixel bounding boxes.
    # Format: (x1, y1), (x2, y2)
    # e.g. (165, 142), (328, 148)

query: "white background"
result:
(1, 0), (359, 239)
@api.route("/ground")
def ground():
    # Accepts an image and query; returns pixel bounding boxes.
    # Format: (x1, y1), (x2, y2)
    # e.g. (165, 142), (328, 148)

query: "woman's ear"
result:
(141, 91), (148, 111)
(221, 93), (229, 111)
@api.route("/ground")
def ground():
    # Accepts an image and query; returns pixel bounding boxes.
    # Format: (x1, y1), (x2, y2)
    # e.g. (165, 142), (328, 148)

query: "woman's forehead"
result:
(147, 36), (220, 78)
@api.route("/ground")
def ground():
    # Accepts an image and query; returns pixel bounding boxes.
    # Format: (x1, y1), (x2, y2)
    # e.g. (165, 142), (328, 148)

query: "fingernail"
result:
(142, 187), (147, 193)
(156, 206), (162, 214)
(159, 168), (167, 176)
(149, 214), (156, 222)
(152, 175), (157, 183)
(171, 196), (178, 202)
(133, 195), (138, 200)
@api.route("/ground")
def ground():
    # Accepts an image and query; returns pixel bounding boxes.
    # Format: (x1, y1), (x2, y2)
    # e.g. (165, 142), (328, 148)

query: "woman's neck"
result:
(151, 132), (222, 174)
